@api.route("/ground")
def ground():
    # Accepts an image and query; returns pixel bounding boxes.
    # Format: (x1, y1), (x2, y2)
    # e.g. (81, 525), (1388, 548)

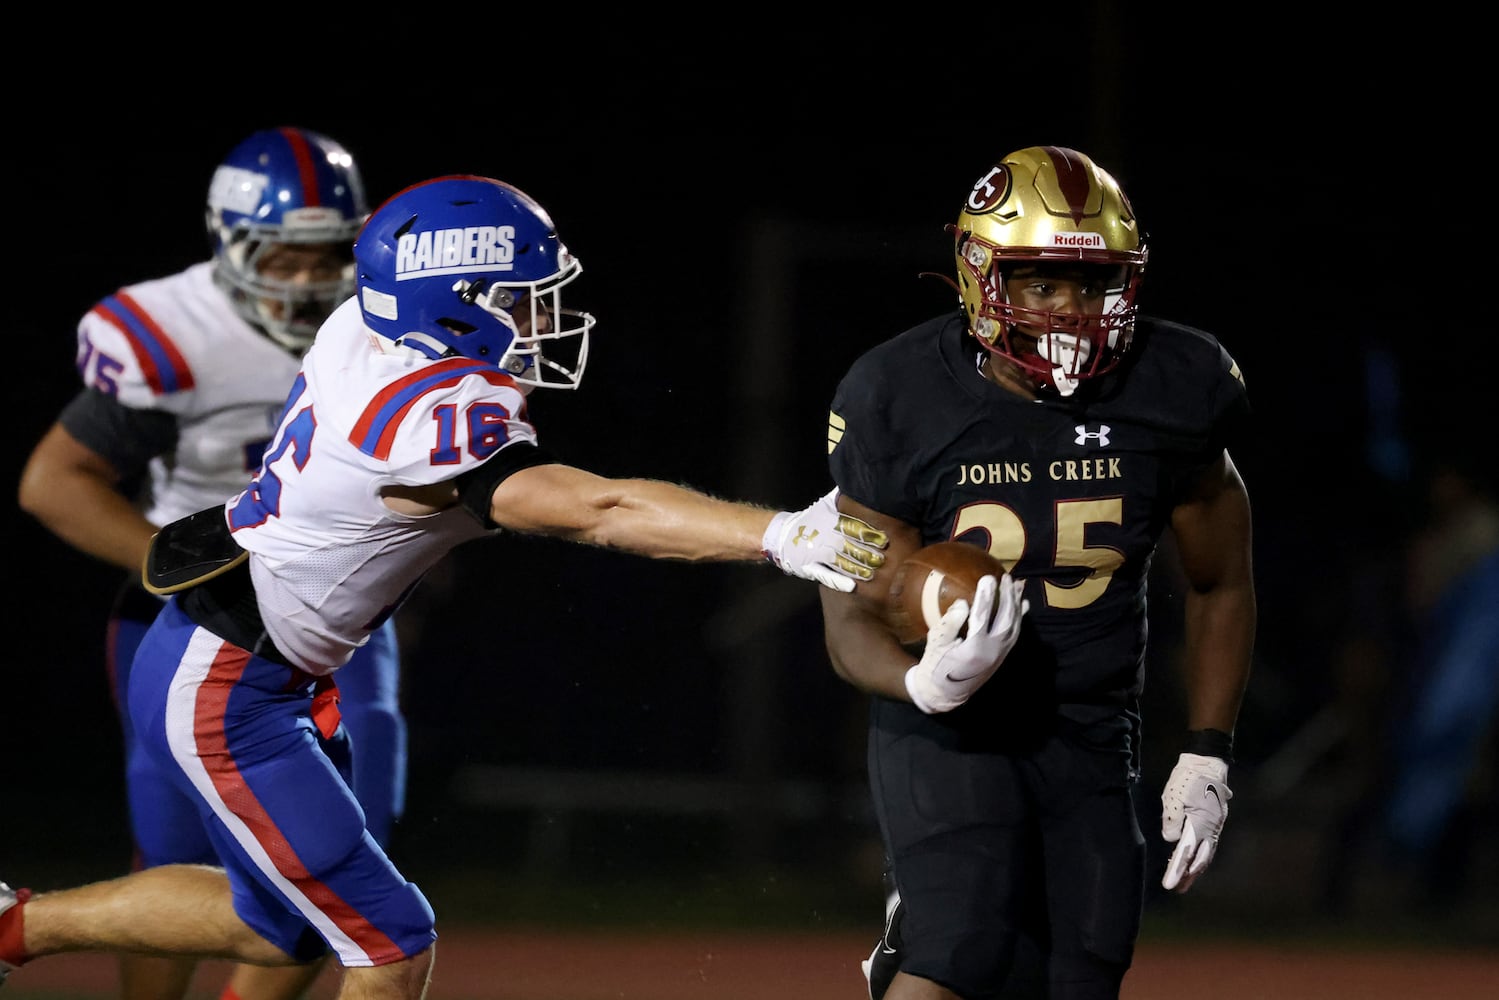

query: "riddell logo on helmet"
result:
(395, 226), (517, 280)
(1051, 233), (1105, 248)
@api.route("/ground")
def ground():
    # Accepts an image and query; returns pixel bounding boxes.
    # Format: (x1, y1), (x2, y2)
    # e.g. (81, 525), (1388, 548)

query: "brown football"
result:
(884, 541), (1006, 644)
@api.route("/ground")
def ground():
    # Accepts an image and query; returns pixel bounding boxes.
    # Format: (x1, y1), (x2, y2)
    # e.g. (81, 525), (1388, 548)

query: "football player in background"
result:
(818, 146), (1256, 999)
(1, 174), (889, 999)
(17, 127), (407, 1000)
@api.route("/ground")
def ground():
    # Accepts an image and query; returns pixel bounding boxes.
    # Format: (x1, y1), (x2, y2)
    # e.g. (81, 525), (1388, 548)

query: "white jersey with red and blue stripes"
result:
(227, 296), (538, 675)
(75, 262), (300, 527)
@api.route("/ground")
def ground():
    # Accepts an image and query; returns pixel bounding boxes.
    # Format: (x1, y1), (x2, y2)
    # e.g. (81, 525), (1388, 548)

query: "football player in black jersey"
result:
(820, 146), (1256, 1000)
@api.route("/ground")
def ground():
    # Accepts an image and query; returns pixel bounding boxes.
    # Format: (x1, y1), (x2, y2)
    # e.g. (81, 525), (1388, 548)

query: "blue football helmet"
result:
(205, 127), (368, 355)
(353, 175), (593, 391)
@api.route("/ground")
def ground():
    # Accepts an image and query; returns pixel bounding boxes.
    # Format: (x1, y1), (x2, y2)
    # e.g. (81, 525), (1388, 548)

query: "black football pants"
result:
(867, 698), (1145, 999)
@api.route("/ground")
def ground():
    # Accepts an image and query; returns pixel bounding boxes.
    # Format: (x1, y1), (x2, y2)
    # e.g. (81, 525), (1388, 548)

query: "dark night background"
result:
(6, 12), (1494, 942)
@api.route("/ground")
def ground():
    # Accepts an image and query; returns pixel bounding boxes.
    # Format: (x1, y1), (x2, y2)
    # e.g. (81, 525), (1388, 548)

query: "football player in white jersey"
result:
(16, 127), (408, 1000)
(1, 174), (889, 999)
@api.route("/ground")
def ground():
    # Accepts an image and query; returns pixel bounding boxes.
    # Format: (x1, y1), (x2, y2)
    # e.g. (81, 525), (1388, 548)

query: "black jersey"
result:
(828, 311), (1250, 726)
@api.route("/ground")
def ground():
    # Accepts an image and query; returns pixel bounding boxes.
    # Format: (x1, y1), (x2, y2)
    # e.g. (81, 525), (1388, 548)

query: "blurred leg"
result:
(224, 958), (329, 1000)
(334, 944), (433, 1000)
(120, 953), (329, 1000)
(335, 621), (408, 849)
(19, 866), (296, 966)
(114, 603), (225, 1000)
(120, 955), (195, 1000)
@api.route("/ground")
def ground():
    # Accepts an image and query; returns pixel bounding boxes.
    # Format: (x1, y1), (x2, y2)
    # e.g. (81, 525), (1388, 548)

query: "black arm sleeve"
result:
(453, 442), (559, 529)
(57, 388), (178, 480)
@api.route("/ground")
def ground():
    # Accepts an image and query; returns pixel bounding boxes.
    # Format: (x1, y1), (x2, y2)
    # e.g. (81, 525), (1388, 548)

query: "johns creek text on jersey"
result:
(956, 457), (1124, 486)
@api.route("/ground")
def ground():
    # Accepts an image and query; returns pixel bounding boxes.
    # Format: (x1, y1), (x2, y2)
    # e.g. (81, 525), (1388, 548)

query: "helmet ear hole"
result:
(436, 318), (478, 336)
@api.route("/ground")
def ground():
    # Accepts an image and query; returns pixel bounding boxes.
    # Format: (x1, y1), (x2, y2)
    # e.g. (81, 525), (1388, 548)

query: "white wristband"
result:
(903, 663), (943, 714)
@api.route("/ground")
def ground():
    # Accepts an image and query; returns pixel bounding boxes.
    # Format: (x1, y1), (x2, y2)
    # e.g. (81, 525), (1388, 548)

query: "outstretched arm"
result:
(490, 463), (773, 560)
(487, 462), (887, 588)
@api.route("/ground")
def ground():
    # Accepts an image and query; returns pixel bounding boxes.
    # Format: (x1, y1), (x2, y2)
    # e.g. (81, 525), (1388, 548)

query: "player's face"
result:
(977, 262), (1124, 398)
(1002, 265), (1113, 341)
(256, 241), (351, 321)
(257, 242), (348, 286)
(508, 291), (552, 336)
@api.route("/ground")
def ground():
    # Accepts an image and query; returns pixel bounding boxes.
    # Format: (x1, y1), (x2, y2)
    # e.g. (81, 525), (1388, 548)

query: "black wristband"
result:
(1184, 728), (1234, 764)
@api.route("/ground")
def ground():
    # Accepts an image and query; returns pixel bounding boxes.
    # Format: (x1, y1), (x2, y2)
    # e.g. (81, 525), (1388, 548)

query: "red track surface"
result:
(14, 928), (1499, 999)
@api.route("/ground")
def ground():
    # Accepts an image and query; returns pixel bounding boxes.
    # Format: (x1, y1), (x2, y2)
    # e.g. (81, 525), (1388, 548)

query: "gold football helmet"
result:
(954, 146), (1148, 395)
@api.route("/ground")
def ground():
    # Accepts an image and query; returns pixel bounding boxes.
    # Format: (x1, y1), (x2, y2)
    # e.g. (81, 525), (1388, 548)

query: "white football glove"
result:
(904, 573), (1027, 714)
(763, 488), (888, 593)
(1160, 752), (1233, 893)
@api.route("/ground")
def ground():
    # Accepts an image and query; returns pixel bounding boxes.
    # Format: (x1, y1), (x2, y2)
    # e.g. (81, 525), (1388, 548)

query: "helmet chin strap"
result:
(975, 320), (1089, 398)
(393, 331), (452, 360)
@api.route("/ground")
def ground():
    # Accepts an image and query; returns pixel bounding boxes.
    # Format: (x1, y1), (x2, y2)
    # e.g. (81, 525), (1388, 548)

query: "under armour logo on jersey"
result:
(1075, 424), (1111, 447)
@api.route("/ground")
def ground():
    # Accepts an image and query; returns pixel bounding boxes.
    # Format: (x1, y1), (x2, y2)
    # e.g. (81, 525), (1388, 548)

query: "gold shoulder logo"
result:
(827, 411), (846, 455)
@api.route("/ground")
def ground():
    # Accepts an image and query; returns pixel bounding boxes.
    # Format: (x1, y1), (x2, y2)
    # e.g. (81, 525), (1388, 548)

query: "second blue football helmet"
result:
(354, 175), (593, 391)
(206, 127), (368, 354)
